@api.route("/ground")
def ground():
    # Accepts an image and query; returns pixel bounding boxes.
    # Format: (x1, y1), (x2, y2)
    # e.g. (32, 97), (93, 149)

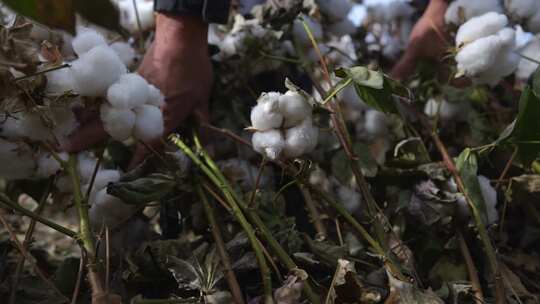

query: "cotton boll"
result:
(50, 107), (78, 144)
(424, 98), (440, 118)
(251, 100), (284, 131)
(337, 186), (361, 214)
(117, 0), (155, 33)
(107, 73), (149, 109)
(478, 175), (498, 225)
(328, 19), (357, 37)
(363, 110), (388, 137)
(100, 103), (136, 141)
(46, 66), (76, 93)
(0, 139), (36, 180)
(89, 188), (135, 229)
(456, 35), (503, 76)
(293, 15), (323, 45)
(78, 153), (99, 183)
(455, 12), (508, 46)
(475, 50), (519, 86)
(445, 0), (503, 25)
(527, 11), (540, 33)
(147, 84), (165, 107)
(317, 0), (352, 21)
(504, 0), (539, 20)
(516, 37), (540, 80)
(71, 29), (107, 56)
(133, 105), (164, 142)
(110, 41), (137, 66)
(278, 91), (311, 128)
(35, 152), (68, 178)
(283, 118), (319, 158)
(71, 45), (127, 96)
(89, 169), (121, 193)
(252, 129), (285, 160)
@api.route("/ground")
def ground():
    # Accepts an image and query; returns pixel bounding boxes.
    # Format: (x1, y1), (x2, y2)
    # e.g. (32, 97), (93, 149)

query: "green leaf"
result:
(2, 0), (75, 33)
(353, 79), (397, 114)
(508, 86), (540, 163)
(74, 0), (121, 32)
(107, 173), (176, 205)
(335, 66), (384, 89)
(455, 149), (489, 225)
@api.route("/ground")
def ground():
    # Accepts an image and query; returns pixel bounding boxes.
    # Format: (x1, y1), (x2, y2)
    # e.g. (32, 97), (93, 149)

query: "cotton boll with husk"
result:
(363, 110), (388, 138)
(283, 118), (318, 158)
(107, 73), (150, 109)
(71, 28), (107, 56)
(455, 12), (508, 46)
(252, 129), (285, 160)
(133, 105), (164, 142)
(445, 0), (503, 25)
(89, 188), (135, 229)
(110, 41), (137, 66)
(46, 66), (76, 93)
(71, 45), (127, 96)
(456, 35), (503, 77)
(279, 90), (311, 128)
(293, 15), (323, 46)
(516, 37), (540, 80)
(0, 139), (36, 180)
(100, 103), (136, 141)
(504, 0), (540, 20)
(78, 153), (99, 183)
(251, 93), (283, 131)
(83, 169), (122, 197)
(117, 0), (155, 33)
(35, 152), (68, 178)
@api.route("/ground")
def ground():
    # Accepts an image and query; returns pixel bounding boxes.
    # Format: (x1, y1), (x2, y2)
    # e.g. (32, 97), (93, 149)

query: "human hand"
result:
(391, 0), (450, 80)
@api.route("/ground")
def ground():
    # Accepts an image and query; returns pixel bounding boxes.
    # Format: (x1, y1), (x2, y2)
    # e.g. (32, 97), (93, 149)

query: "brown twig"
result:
(495, 146), (518, 190)
(458, 231), (484, 304)
(70, 254), (85, 304)
(299, 185), (327, 238)
(248, 158), (267, 208)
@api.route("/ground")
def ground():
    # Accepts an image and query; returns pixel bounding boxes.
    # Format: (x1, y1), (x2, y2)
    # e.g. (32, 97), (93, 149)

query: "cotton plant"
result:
(454, 12), (519, 86)
(444, 0), (503, 26)
(250, 89), (318, 160)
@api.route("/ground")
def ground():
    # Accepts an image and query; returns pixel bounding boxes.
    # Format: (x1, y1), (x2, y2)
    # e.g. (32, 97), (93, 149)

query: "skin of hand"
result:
(62, 13), (212, 168)
(390, 0), (450, 80)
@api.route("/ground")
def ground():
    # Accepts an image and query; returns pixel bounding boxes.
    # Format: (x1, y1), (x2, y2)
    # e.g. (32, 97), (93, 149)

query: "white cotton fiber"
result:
(283, 118), (318, 158)
(504, 0), (540, 20)
(328, 19), (357, 37)
(0, 139), (36, 180)
(278, 90), (311, 128)
(35, 152), (68, 178)
(0, 112), (48, 141)
(90, 169), (121, 192)
(46, 66), (76, 93)
(78, 153), (99, 183)
(71, 45), (127, 96)
(456, 35), (503, 76)
(72, 29), (107, 56)
(251, 98), (283, 131)
(425, 98), (466, 121)
(445, 0), (503, 25)
(252, 129), (285, 160)
(475, 50), (519, 86)
(337, 186), (361, 214)
(133, 105), (164, 142)
(478, 175), (498, 224)
(147, 84), (165, 107)
(110, 41), (137, 66)
(363, 109), (388, 137)
(293, 15), (323, 45)
(317, 0), (352, 21)
(100, 103), (136, 141)
(455, 12), (508, 46)
(89, 188), (135, 228)
(516, 37), (540, 80)
(117, 0), (155, 33)
(107, 73), (149, 109)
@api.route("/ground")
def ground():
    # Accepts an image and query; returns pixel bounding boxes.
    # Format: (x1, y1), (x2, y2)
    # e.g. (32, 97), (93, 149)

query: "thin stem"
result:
(299, 184), (327, 238)
(248, 158), (267, 208)
(0, 193), (77, 238)
(458, 231), (484, 304)
(197, 185), (245, 304)
(14, 63), (70, 82)
(70, 255), (84, 304)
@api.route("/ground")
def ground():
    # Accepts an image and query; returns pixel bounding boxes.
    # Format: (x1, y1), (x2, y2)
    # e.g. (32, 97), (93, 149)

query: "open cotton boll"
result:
(283, 118), (318, 158)
(293, 15), (323, 45)
(456, 35), (503, 76)
(0, 139), (36, 180)
(445, 0), (502, 25)
(35, 152), (68, 178)
(478, 175), (499, 224)
(475, 50), (519, 86)
(88, 169), (121, 193)
(147, 84), (165, 107)
(133, 105), (164, 142)
(46, 66), (76, 93)
(328, 19), (357, 37)
(107, 73), (149, 109)
(89, 188), (135, 228)
(252, 129), (285, 160)
(71, 45), (127, 96)
(363, 109), (388, 137)
(110, 41), (136, 66)
(71, 29), (107, 56)
(504, 0), (539, 20)
(78, 153), (99, 183)
(455, 12), (508, 46)
(100, 103), (136, 141)
(516, 37), (540, 80)
(317, 0), (352, 21)
(278, 90), (311, 128)
(117, 0), (155, 33)
(337, 186), (361, 214)
(251, 99), (284, 131)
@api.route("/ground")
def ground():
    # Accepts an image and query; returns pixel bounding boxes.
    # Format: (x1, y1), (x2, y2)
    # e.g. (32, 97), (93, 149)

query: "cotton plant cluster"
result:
(454, 12), (519, 86)
(250, 90), (318, 160)
(363, 0), (414, 59)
